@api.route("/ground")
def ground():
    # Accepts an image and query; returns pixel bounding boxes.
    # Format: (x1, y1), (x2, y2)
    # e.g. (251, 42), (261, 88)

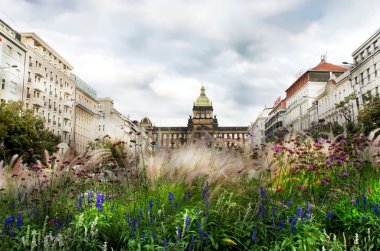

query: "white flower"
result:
(102, 241), (108, 251)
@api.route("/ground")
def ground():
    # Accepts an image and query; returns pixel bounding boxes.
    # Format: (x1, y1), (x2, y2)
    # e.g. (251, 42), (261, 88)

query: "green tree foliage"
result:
(335, 93), (356, 123)
(358, 95), (380, 135)
(0, 101), (60, 164)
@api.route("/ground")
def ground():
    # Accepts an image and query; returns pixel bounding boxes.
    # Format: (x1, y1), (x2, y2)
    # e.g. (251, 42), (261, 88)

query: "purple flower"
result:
(185, 214), (190, 231)
(168, 192), (175, 206)
(306, 202), (311, 220)
(148, 198), (153, 209)
(164, 238), (168, 251)
(16, 212), (23, 232)
(327, 210), (333, 218)
(188, 234), (195, 251)
(259, 187), (266, 198)
(297, 184), (303, 190)
(176, 225), (181, 241)
(350, 199), (356, 204)
(297, 206), (303, 219)
(95, 192), (105, 212)
(252, 225), (258, 244)
(77, 193), (83, 211)
(272, 146), (283, 153)
(87, 190), (93, 205)
(341, 172), (349, 177)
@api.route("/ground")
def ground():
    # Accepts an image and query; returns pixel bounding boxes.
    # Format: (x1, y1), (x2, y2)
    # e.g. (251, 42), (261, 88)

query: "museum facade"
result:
(140, 85), (248, 148)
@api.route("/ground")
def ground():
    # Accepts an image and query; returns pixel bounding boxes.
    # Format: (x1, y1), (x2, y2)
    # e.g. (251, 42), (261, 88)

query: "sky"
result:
(1, 0), (380, 126)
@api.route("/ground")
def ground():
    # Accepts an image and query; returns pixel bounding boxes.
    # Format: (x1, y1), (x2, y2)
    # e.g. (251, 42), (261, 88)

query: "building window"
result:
(375, 64), (378, 78)
(361, 73), (364, 85)
(367, 68), (370, 82)
(6, 45), (12, 56)
(10, 82), (16, 93)
(1, 79), (5, 89)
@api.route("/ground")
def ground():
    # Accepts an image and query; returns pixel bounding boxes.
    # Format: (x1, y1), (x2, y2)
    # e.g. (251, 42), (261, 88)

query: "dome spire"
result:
(194, 83), (211, 107)
(200, 84), (206, 96)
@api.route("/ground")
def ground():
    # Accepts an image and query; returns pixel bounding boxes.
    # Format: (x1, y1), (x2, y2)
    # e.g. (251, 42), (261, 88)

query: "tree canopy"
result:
(0, 101), (60, 164)
(357, 94), (380, 136)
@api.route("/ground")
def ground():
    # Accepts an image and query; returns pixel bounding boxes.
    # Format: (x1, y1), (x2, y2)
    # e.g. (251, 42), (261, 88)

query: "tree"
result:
(0, 101), (60, 164)
(335, 93), (355, 123)
(357, 94), (380, 135)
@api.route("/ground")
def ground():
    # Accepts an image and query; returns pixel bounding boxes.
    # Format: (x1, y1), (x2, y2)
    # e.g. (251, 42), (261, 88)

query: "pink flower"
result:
(297, 184), (303, 189)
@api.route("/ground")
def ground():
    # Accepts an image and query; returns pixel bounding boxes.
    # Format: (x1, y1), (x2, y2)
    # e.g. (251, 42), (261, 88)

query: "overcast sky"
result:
(1, 0), (380, 126)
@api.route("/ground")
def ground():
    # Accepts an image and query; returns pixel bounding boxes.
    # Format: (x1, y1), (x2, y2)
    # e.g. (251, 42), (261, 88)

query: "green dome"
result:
(194, 85), (212, 106)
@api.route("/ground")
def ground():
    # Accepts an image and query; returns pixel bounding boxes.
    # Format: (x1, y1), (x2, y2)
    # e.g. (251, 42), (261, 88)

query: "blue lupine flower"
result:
(297, 206), (303, 219)
(306, 201), (311, 220)
(87, 190), (93, 205)
(362, 216), (367, 222)
(287, 200), (293, 207)
(164, 238), (168, 251)
(2, 215), (15, 237)
(374, 204), (379, 216)
(168, 192), (175, 206)
(272, 205), (277, 218)
(278, 220), (285, 234)
(198, 229), (205, 241)
(259, 187), (266, 198)
(95, 192), (104, 212)
(185, 214), (190, 231)
(327, 210), (334, 218)
(77, 193), (83, 211)
(148, 198), (153, 209)
(290, 217), (297, 233)
(176, 225), (181, 241)
(363, 195), (367, 210)
(16, 212), (23, 232)
(188, 234), (195, 251)
(252, 225), (258, 244)
(141, 232), (145, 240)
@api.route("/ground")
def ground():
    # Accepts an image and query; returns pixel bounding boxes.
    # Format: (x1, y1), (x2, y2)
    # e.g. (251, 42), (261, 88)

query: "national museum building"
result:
(140, 85), (248, 148)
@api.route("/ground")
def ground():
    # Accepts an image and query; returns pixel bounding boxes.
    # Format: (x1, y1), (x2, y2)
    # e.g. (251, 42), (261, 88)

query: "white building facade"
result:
(20, 33), (75, 144)
(0, 19), (26, 103)
(248, 107), (272, 147)
(350, 27), (380, 120)
(284, 59), (347, 132)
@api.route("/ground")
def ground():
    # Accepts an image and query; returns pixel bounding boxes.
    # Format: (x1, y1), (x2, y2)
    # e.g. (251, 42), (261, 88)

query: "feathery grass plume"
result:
(147, 140), (263, 187)
(368, 128), (380, 166)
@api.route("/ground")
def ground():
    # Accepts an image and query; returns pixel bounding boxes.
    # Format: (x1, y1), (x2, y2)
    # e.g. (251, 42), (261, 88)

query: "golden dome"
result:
(194, 85), (212, 106)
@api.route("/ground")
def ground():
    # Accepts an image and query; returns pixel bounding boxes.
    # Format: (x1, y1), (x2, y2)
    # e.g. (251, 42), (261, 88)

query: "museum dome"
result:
(194, 85), (212, 107)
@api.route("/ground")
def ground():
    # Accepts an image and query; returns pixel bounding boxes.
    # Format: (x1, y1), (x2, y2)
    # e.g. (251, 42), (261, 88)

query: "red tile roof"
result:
(311, 61), (347, 72)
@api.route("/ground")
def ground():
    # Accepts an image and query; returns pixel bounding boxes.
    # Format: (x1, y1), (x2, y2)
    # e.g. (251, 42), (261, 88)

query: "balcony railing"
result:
(32, 97), (44, 107)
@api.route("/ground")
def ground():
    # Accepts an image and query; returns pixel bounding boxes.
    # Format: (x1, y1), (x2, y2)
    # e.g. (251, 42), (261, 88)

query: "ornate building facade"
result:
(140, 85), (248, 148)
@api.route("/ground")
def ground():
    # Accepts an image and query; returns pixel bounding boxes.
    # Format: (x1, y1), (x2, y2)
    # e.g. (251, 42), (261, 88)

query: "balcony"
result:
(63, 112), (71, 120)
(32, 97), (44, 107)
(63, 100), (73, 107)
(33, 66), (45, 78)
(63, 86), (72, 94)
(33, 82), (45, 92)
(76, 99), (97, 114)
(62, 125), (72, 133)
